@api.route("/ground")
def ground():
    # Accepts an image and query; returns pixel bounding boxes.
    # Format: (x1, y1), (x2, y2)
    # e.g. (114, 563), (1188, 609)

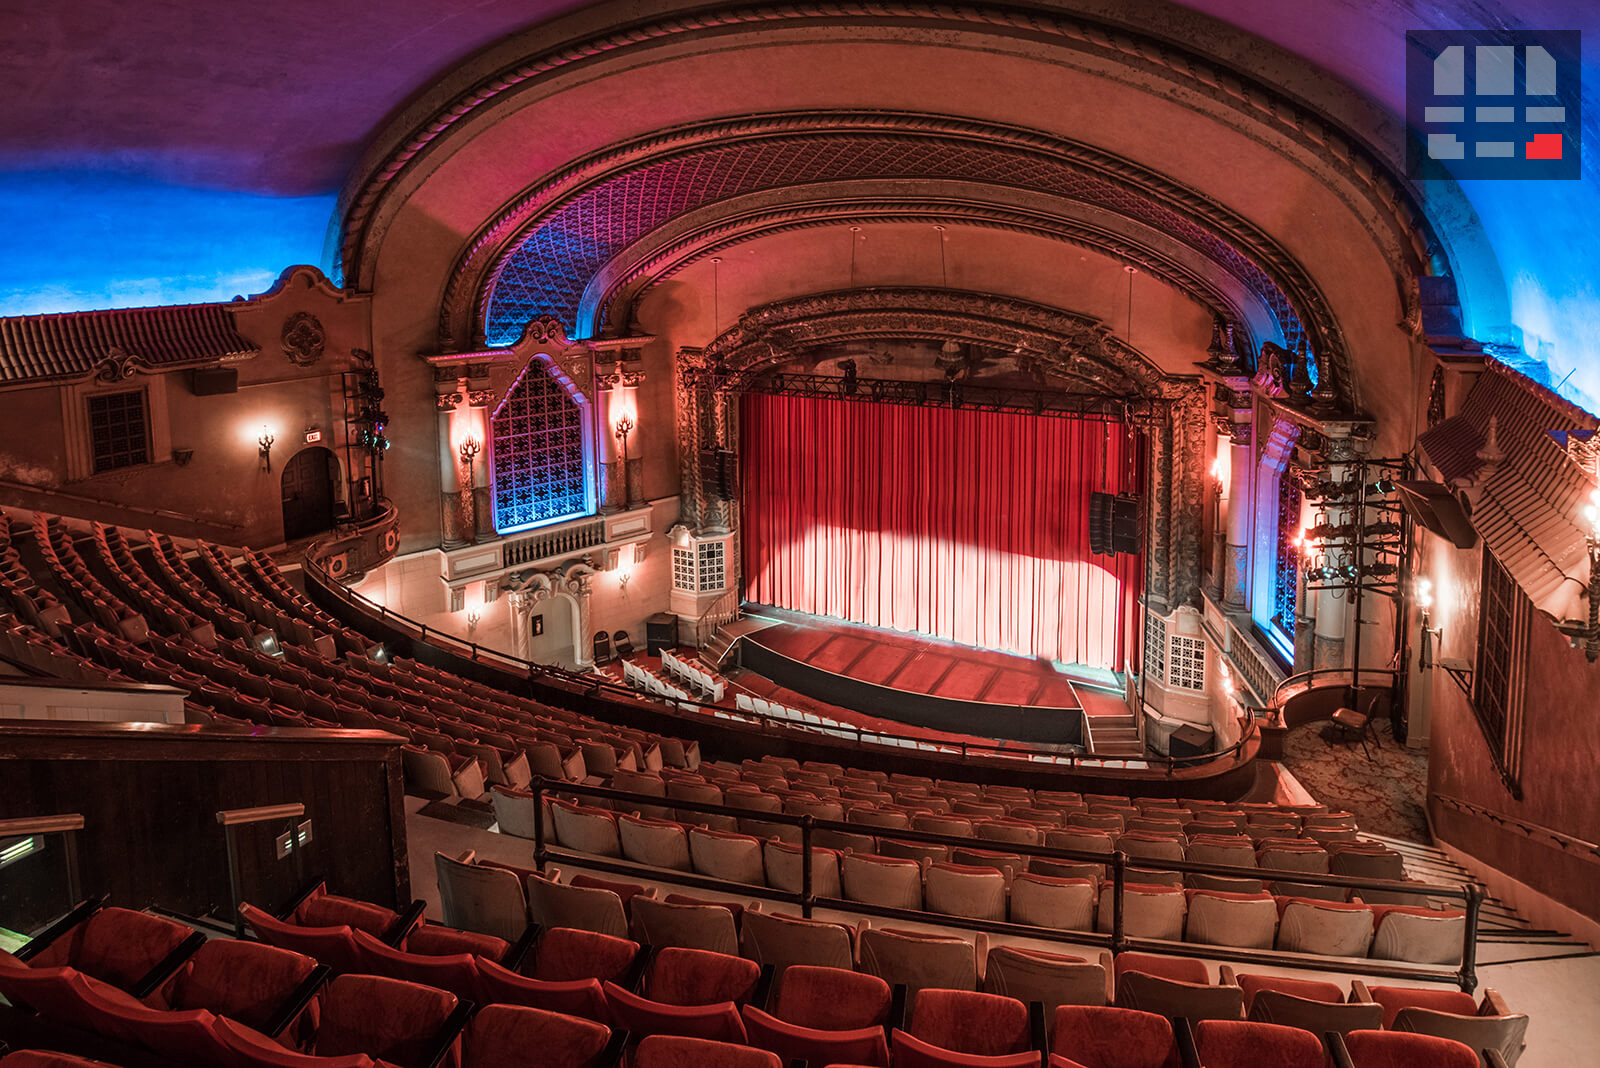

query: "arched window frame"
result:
(487, 352), (596, 535)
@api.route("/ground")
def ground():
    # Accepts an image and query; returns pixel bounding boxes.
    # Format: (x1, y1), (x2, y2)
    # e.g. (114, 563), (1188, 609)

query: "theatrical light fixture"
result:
(1416, 576), (1441, 669)
(466, 608), (480, 634)
(258, 425), (275, 471)
(1556, 485), (1600, 661)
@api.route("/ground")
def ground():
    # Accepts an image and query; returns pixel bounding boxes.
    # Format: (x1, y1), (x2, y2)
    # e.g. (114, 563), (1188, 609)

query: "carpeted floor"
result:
(1280, 718), (1432, 843)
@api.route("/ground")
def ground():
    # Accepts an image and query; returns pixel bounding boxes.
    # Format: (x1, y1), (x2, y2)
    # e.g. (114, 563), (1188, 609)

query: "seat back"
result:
(1051, 1004), (1177, 1068)
(841, 853), (924, 910)
(527, 874), (632, 939)
(908, 988), (1030, 1056)
(30, 906), (194, 992)
(551, 801), (622, 856)
(1248, 990), (1383, 1036)
(213, 1016), (378, 1066)
(463, 1004), (612, 1068)
(1097, 884), (1185, 941)
(1184, 891), (1278, 950)
(857, 928), (976, 1012)
(435, 851), (529, 942)
(1010, 874), (1095, 931)
(739, 910), (855, 976)
(630, 896), (739, 956)
(162, 937), (319, 1033)
(689, 827), (767, 885)
(1394, 1008), (1530, 1068)
(531, 927), (641, 983)
(983, 944), (1110, 1013)
(1275, 899), (1375, 957)
(1371, 908), (1466, 965)
(241, 903), (366, 976)
(619, 813), (693, 870)
(315, 973), (459, 1067)
(763, 841), (842, 897)
(1343, 1030), (1482, 1068)
(924, 862), (1006, 921)
(1192, 1020), (1325, 1068)
(631, 1035), (781, 1068)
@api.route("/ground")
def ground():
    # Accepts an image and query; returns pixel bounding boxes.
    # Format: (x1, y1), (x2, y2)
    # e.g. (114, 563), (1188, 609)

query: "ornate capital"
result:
(466, 388), (497, 407)
(435, 391), (463, 411)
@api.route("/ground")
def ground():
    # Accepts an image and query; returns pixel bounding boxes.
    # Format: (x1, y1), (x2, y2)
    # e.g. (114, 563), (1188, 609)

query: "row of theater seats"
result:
(658, 649), (727, 701)
(1, 879), (1521, 1068)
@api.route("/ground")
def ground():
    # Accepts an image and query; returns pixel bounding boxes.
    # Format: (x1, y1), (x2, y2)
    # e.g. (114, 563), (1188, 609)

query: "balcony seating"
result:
(924, 862), (1007, 922)
(460, 1004), (616, 1068)
(526, 871), (650, 939)
(602, 947), (762, 1043)
(1183, 890), (1278, 950)
(841, 853), (924, 911)
(434, 851), (529, 943)
(630, 1035), (781, 1068)
(891, 988), (1039, 1068)
(1234, 968), (1382, 1036)
(1370, 907), (1465, 965)
(1340, 1030), (1481, 1068)
(147, 937), (325, 1040)
(1097, 883), (1184, 941)
(982, 946), (1113, 1015)
(741, 965), (892, 1068)
(629, 897), (739, 957)
(551, 801), (623, 858)
(1049, 1005), (1177, 1068)
(762, 841), (842, 898)
(19, 905), (201, 997)
(857, 928), (978, 1012)
(1112, 954), (1243, 1023)
(688, 828), (766, 885)
(738, 910), (857, 976)
(619, 814), (693, 871)
(1009, 874), (1095, 931)
(1360, 983), (1527, 1067)
(1192, 1020), (1326, 1068)
(289, 973), (464, 1068)
(472, 955), (610, 1022)
(1276, 899), (1375, 957)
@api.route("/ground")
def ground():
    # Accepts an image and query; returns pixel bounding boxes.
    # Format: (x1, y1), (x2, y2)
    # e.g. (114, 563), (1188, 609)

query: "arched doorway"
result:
(281, 447), (338, 542)
(525, 593), (579, 670)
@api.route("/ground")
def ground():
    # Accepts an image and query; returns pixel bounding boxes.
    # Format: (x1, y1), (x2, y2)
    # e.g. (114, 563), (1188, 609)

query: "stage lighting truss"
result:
(1297, 457), (1408, 596)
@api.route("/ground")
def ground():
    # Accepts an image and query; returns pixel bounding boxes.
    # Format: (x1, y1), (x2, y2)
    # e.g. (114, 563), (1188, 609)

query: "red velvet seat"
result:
(41, 964), (239, 1065)
(313, 973), (463, 1068)
(629, 1035), (781, 1068)
(1050, 1005), (1179, 1068)
(151, 938), (323, 1040)
(0, 1054), (130, 1067)
(461, 1004), (613, 1068)
(242, 903), (368, 977)
(741, 965), (892, 1067)
(404, 923), (509, 961)
(603, 947), (760, 1043)
(291, 884), (401, 939)
(1365, 985), (1480, 1029)
(892, 988), (1039, 1068)
(1232, 972), (1344, 1012)
(213, 1017), (379, 1066)
(25, 906), (197, 994)
(530, 928), (641, 983)
(352, 930), (479, 999)
(474, 956), (611, 1022)
(1193, 1020), (1326, 1068)
(1342, 1030), (1480, 1068)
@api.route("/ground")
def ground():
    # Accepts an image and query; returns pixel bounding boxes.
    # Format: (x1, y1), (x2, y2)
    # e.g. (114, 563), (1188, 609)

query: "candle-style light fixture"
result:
(1557, 486), (1600, 661)
(458, 434), (481, 468)
(615, 411), (635, 503)
(258, 426), (275, 472)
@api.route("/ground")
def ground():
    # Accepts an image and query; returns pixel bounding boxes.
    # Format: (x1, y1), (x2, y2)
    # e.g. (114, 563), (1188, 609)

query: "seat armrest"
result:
(383, 899), (428, 945)
(1482, 988), (1512, 1016)
(420, 1000), (475, 1068)
(1348, 980), (1373, 1004)
(1097, 951), (1114, 1005)
(1485, 1050), (1512, 1068)
(1327, 1030), (1355, 1068)
(1173, 1017), (1201, 1068)
(282, 878), (329, 921)
(1217, 965), (1237, 986)
(1029, 1000), (1047, 1059)
(889, 983), (909, 1034)
(131, 930), (205, 999)
(15, 897), (105, 962)
(750, 963), (777, 1009)
(621, 944), (654, 992)
(598, 1026), (630, 1068)
(503, 924), (542, 971)
(264, 964), (331, 1038)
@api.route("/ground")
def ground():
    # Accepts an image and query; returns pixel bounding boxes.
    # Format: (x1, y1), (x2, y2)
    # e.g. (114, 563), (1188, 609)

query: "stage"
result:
(733, 608), (1123, 746)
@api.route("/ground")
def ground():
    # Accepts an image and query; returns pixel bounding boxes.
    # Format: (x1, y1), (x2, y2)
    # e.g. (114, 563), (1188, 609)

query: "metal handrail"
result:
(526, 777), (1485, 992)
(1270, 667), (1400, 718)
(216, 802), (308, 935)
(216, 803), (306, 827)
(0, 812), (85, 904)
(301, 548), (1260, 776)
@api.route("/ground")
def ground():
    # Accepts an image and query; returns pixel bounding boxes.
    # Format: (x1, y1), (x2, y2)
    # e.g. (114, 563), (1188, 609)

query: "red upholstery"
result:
(242, 903), (367, 976)
(1367, 985), (1479, 1029)
(1234, 972), (1343, 1010)
(315, 973), (460, 1068)
(475, 957), (609, 1022)
(662, 893), (745, 924)
(213, 1017), (378, 1066)
(0, 1054), (132, 1067)
(1342, 1030), (1480, 1068)
(742, 1005), (891, 1068)
(774, 965), (891, 1030)
(406, 923), (510, 961)
(533, 928), (640, 983)
(28, 907), (193, 992)
(351, 930), (478, 998)
(294, 887), (398, 937)
(602, 980), (747, 1042)
(890, 1029), (1041, 1068)
(462, 1004), (611, 1068)
(630, 1035), (781, 1068)
(1052, 1005), (1179, 1068)
(646, 948), (760, 1005)
(910, 989), (1031, 1056)
(158, 938), (319, 1034)
(57, 967), (238, 1064)
(1112, 953), (1208, 986)
(1193, 1020), (1325, 1068)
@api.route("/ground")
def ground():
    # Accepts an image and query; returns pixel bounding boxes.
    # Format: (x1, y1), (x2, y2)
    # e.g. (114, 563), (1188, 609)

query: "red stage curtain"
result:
(739, 393), (1143, 671)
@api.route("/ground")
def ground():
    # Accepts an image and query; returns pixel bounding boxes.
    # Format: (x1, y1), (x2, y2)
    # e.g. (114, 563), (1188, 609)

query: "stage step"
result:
(704, 616), (775, 669)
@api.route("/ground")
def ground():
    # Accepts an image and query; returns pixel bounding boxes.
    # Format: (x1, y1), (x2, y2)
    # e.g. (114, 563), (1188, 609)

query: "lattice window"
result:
(490, 361), (590, 534)
(1169, 635), (1206, 691)
(673, 547), (696, 592)
(1144, 614), (1167, 683)
(1473, 548), (1528, 792)
(697, 540), (726, 593)
(1272, 471), (1301, 642)
(87, 390), (149, 474)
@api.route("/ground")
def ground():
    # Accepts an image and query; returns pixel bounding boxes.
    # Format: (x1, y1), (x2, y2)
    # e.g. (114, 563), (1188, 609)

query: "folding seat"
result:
(976, 818), (1042, 848)
(603, 947), (761, 1043)
(524, 927), (642, 984)
(999, 871), (1091, 930)
(669, 781), (737, 831)
(350, 928), (480, 998)
(1049, 1004), (1177, 1068)
(146, 937), (325, 1043)
(891, 988), (1039, 1068)
(1229, 971), (1381, 1035)
(741, 964), (891, 1067)
(984, 945), (1111, 1016)
(488, 785), (552, 842)
(402, 745), (484, 802)
(1046, 828), (1116, 862)
(630, 1035), (780, 1068)
(952, 799), (1008, 819)
(857, 927), (978, 1011)
(460, 1003), (617, 1068)
(1006, 806), (1065, 828)
(19, 905), (201, 996)
(841, 852), (924, 910)
(619, 813), (693, 871)
(1370, 906), (1465, 965)
(1117, 832), (1186, 867)
(688, 826), (766, 884)
(524, 740), (589, 783)
(813, 826), (876, 853)
(1192, 1020), (1326, 1068)
(1275, 898), (1375, 957)
(1306, 826), (1360, 845)
(847, 806), (912, 830)
(1257, 841), (1330, 875)
(1303, 812), (1357, 832)
(913, 813), (975, 837)
(434, 851), (530, 943)
(763, 841), (843, 898)
(739, 909), (857, 976)
(1360, 983), (1527, 1065)
(1327, 845), (1405, 880)
(655, 735), (700, 771)
(925, 861), (1007, 921)
(287, 883), (403, 938)
(1125, 817), (1185, 836)
(630, 896), (739, 956)
(240, 902), (370, 976)
(782, 796), (845, 822)
(1112, 953), (1243, 1022)
(1339, 1030), (1481, 1068)
(551, 800), (623, 857)
(840, 786), (896, 806)
(526, 871), (644, 939)
(1184, 834), (1256, 870)
(229, 973), (465, 1068)
(1096, 883), (1185, 941)
(0, 1052), (135, 1068)
(1186, 871), (1268, 894)
(722, 785), (782, 814)
(611, 769), (674, 820)
(1184, 890), (1279, 950)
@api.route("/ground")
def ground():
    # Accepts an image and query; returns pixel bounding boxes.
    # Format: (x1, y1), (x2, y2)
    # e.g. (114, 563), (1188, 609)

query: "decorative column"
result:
(675, 349), (708, 530)
(1223, 414), (1253, 610)
(600, 358), (645, 512)
(436, 384), (468, 548)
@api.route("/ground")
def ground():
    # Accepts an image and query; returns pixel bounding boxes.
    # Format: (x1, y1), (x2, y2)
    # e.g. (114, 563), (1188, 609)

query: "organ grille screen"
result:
(672, 547), (695, 592)
(1144, 614), (1167, 683)
(490, 361), (590, 534)
(1169, 634), (1206, 691)
(697, 541), (726, 592)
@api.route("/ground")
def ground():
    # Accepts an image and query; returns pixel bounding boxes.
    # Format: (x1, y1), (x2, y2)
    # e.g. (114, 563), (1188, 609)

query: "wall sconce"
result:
(1416, 576), (1441, 668)
(258, 426), (275, 472)
(618, 567), (632, 592)
(1209, 454), (1227, 493)
(466, 608), (481, 635)
(458, 434), (481, 468)
(1559, 486), (1600, 661)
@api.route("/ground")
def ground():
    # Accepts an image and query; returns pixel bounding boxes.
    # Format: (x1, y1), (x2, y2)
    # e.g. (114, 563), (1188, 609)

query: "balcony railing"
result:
(502, 517), (607, 567)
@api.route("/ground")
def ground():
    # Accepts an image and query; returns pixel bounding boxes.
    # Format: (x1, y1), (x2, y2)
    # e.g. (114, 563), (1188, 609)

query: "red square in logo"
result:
(1526, 132), (1564, 159)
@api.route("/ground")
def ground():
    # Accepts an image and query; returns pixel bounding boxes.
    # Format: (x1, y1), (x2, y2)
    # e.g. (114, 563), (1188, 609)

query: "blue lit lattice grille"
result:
(483, 135), (1307, 346)
(491, 363), (589, 533)
(1273, 474), (1301, 641)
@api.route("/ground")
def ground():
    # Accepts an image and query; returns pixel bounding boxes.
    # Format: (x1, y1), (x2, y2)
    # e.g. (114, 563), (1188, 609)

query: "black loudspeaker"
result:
(646, 612), (678, 656)
(189, 368), (238, 395)
(1089, 492), (1115, 555)
(1090, 492), (1143, 555)
(1396, 480), (1478, 549)
(700, 448), (737, 500)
